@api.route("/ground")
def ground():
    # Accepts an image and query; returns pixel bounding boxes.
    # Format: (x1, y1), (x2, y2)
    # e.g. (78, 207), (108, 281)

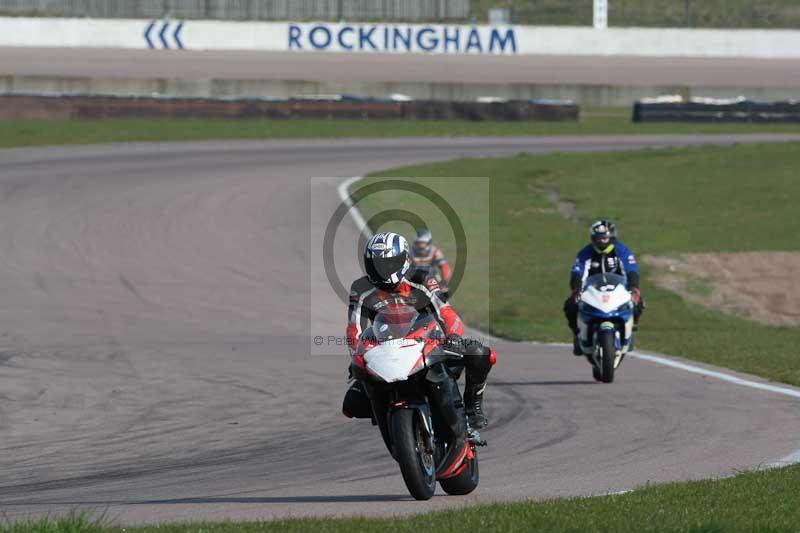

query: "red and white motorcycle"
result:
(350, 304), (482, 500)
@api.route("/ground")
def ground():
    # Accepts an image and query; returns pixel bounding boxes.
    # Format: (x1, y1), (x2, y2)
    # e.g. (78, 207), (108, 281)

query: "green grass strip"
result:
(4, 464), (799, 532)
(3, 108), (800, 148)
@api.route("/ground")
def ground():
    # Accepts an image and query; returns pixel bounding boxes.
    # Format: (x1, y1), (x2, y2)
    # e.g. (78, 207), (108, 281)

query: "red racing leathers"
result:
(346, 275), (462, 351)
(410, 244), (452, 284)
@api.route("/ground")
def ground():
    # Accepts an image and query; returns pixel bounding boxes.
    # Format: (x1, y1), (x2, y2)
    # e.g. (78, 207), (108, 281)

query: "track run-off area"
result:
(1, 134), (799, 523)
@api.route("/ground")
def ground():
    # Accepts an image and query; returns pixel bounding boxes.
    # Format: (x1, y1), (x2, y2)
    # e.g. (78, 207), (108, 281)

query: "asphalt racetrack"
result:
(1, 135), (800, 524)
(3, 48), (800, 88)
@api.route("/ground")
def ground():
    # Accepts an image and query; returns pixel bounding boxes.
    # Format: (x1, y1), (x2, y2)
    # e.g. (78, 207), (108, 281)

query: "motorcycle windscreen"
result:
(363, 341), (425, 383)
(372, 305), (420, 342)
(583, 272), (626, 291)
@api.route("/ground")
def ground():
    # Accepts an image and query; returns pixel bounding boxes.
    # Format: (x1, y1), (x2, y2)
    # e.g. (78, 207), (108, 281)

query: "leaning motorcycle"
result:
(350, 304), (483, 500)
(577, 272), (634, 383)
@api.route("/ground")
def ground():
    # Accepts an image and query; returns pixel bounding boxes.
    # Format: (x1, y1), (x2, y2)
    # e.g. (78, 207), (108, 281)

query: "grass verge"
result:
(357, 142), (800, 386)
(5, 463), (799, 532)
(3, 108), (800, 148)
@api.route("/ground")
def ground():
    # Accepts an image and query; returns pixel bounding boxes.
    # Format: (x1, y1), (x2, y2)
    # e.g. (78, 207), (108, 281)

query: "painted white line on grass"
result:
(601, 489), (632, 496)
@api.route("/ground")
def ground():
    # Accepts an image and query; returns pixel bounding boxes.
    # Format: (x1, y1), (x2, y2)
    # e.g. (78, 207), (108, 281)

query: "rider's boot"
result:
(464, 380), (488, 429)
(571, 326), (583, 356)
(342, 380), (372, 419)
(573, 334), (583, 355)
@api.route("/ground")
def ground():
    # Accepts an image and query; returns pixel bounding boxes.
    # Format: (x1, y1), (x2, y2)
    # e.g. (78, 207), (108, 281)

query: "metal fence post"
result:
(685, 0), (692, 27)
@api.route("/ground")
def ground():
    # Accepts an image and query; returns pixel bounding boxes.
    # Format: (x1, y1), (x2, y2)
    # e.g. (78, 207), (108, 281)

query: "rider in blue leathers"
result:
(563, 220), (644, 355)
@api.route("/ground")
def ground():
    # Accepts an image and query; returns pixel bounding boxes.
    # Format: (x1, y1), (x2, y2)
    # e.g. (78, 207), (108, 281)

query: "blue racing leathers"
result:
(569, 241), (640, 292)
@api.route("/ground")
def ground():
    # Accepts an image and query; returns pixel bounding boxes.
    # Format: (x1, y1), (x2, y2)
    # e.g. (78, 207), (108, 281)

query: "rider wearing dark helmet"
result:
(343, 231), (496, 429)
(563, 220), (644, 355)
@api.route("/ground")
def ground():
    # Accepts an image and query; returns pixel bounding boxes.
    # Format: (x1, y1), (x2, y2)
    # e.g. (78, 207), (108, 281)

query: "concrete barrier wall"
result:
(0, 93), (580, 121)
(2, 17), (800, 58)
(632, 100), (800, 123)
(6, 75), (797, 107)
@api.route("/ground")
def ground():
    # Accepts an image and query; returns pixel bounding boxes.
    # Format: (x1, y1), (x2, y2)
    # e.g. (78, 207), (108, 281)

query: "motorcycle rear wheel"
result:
(393, 409), (436, 500)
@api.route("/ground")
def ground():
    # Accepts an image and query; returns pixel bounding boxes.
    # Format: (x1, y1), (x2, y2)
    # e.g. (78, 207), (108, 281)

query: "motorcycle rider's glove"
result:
(445, 333), (464, 352)
(631, 288), (642, 306)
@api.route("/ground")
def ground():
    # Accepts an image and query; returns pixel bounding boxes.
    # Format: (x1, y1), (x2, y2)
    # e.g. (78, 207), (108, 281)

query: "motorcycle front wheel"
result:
(393, 408), (436, 500)
(598, 330), (616, 383)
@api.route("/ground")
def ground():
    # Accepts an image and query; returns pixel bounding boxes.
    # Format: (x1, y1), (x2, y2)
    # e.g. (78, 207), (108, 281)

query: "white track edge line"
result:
(770, 449), (800, 467)
(337, 176), (370, 239)
(336, 175), (800, 468)
(629, 352), (800, 400)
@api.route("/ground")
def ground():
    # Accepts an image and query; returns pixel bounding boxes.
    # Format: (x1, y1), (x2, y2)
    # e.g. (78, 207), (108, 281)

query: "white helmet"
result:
(364, 232), (411, 289)
(413, 228), (433, 254)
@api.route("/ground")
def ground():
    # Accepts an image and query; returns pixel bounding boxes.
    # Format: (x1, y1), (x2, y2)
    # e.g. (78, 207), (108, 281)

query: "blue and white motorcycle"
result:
(577, 273), (635, 383)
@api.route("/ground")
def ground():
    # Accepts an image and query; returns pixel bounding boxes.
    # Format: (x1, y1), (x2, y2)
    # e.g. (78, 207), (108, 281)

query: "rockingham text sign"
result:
(2, 17), (800, 59)
(287, 23), (518, 54)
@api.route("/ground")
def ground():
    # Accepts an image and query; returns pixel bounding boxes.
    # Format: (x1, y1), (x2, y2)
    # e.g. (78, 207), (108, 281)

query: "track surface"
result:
(2, 48), (800, 87)
(1, 135), (800, 524)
